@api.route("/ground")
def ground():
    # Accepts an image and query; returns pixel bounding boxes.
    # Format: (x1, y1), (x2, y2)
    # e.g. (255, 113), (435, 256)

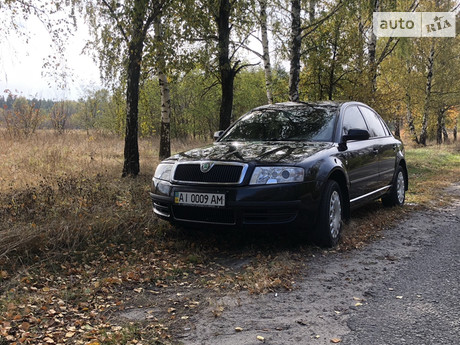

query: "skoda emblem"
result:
(200, 162), (214, 173)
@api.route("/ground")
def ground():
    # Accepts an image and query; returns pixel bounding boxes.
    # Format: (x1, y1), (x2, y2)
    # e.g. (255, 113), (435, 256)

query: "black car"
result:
(150, 101), (408, 247)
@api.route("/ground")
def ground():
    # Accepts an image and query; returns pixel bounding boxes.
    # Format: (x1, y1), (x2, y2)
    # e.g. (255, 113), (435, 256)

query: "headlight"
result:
(249, 166), (304, 185)
(154, 163), (173, 182)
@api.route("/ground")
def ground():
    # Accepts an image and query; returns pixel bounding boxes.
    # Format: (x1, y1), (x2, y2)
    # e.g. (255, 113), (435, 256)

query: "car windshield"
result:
(219, 105), (339, 142)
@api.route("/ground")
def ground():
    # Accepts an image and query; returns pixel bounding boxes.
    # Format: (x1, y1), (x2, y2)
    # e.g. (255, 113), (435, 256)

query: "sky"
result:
(0, 14), (102, 101)
(0, 5), (264, 102)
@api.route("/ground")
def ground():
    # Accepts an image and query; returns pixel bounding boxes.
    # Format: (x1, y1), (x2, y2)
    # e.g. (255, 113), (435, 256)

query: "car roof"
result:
(252, 101), (348, 112)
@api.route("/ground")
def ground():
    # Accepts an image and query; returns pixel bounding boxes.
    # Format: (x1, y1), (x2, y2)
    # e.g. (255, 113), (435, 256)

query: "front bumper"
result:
(150, 180), (320, 228)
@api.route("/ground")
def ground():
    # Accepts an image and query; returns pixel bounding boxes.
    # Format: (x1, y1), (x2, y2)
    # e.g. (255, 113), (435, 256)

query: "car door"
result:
(358, 106), (396, 188)
(340, 105), (380, 200)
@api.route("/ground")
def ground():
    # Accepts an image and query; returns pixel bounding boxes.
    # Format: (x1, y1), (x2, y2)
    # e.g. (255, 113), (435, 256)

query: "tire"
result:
(382, 165), (406, 207)
(315, 180), (343, 247)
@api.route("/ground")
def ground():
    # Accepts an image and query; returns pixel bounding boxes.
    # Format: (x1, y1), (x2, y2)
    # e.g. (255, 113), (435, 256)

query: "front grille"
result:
(172, 206), (235, 224)
(173, 163), (246, 184)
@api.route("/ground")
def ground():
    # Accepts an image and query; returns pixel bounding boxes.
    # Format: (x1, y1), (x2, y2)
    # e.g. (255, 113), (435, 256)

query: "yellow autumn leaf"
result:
(257, 335), (265, 341)
(331, 338), (342, 343)
(65, 331), (75, 338)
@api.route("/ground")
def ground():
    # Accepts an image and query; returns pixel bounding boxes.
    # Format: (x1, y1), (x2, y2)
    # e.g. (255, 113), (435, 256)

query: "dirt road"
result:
(178, 185), (460, 345)
(119, 183), (460, 344)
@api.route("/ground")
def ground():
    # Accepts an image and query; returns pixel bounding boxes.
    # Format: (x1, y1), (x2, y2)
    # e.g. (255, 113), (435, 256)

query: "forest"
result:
(1, 1), (460, 344)
(1, 0), (459, 176)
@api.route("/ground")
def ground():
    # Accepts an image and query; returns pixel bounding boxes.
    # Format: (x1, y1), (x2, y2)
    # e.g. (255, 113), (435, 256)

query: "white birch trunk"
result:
(288, 0), (301, 102)
(420, 44), (435, 146)
(259, 0), (273, 104)
(154, 17), (171, 159)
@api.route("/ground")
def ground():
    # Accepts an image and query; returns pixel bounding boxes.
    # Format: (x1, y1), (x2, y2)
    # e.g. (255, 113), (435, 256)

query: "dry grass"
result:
(0, 130), (207, 261)
(1, 130), (458, 265)
(0, 130), (202, 192)
(0, 130), (459, 344)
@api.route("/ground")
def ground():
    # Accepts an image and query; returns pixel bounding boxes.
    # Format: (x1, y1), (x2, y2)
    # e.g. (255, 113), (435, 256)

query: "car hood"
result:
(170, 141), (332, 164)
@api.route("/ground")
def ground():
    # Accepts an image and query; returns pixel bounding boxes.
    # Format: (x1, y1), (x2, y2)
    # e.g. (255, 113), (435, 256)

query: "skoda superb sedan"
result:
(150, 101), (408, 247)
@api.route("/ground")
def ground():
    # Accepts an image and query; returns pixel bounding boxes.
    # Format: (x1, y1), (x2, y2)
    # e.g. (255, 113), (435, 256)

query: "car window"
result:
(359, 106), (387, 137)
(342, 106), (367, 135)
(220, 105), (339, 142)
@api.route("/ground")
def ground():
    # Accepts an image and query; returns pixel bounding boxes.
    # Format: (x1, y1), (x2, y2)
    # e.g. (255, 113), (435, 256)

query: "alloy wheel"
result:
(329, 190), (342, 239)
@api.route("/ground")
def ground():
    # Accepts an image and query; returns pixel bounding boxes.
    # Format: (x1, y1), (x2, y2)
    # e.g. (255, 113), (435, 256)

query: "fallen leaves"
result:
(353, 296), (365, 307)
(0, 186), (308, 345)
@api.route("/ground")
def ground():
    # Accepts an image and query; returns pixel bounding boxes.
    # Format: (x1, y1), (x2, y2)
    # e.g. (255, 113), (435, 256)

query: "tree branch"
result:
(234, 62), (260, 74)
(300, 0), (343, 40)
(101, 0), (128, 43)
(240, 44), (263, 58)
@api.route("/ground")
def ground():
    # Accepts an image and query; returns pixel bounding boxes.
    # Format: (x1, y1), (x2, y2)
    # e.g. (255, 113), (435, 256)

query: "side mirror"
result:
(213, 130), (224, 141)
(338, 129), (370, 151)
(343, 128), (370, 142)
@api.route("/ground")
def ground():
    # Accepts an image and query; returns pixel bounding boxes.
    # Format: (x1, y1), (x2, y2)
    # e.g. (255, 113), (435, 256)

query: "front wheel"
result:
(315, 180), (343, 247)
(382, 166), (406, 207)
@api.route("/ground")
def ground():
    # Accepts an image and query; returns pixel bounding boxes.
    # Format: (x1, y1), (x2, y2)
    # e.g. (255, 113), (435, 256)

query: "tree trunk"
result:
(288, 0), (301, 102)
(453, 124), (457, 141)
(158, 75), (171, 159)
(260, 0), (273, 104)
(436, 109), (443, 144)
(394, 119), (400, 138)
(442, 126), (448, 143)
(405, 91), (419, 144)
(217, 0), (235, 130)
(122, 37), (143, 177)
(420, 44), (435, 146)
(442, 114), (449, 143)
(155, 16), (171, 160)
(368, 0), (380, 96)
(328, 22), (340, 100)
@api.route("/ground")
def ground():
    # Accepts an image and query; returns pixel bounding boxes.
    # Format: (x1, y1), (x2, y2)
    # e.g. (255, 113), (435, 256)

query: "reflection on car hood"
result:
(171, 141), (332, 164)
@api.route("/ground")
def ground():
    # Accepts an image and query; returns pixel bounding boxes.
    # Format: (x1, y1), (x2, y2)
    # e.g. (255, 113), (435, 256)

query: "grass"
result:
(0, 130), (459, 344)
(405, 144), (460, 205)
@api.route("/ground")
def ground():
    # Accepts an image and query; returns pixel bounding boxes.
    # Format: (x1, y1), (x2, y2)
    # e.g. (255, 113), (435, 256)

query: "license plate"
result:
(174, 192), (225, 207)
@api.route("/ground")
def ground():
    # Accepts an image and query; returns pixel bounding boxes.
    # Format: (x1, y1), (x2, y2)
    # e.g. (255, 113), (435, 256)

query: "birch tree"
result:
(260, 0), (274, 104)
(84, 0), (167, 177)
(179, 0), (258, 130)
(288, 0), (342, 102)
(154, 15), (171, 160)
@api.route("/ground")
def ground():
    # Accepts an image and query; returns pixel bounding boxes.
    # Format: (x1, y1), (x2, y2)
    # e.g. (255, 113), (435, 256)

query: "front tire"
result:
(382, 166), (406, 207)
(315, 180), (343, 247)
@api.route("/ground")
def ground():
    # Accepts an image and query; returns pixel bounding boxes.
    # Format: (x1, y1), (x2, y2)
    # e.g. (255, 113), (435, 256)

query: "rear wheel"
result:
(315, 180), (343, 247)
(382, 166), (406, 207)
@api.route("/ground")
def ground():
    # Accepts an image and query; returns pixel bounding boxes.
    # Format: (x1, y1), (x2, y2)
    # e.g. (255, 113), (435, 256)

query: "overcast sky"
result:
(0, 14), (101, 101)
(0, 5), (265, 102)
